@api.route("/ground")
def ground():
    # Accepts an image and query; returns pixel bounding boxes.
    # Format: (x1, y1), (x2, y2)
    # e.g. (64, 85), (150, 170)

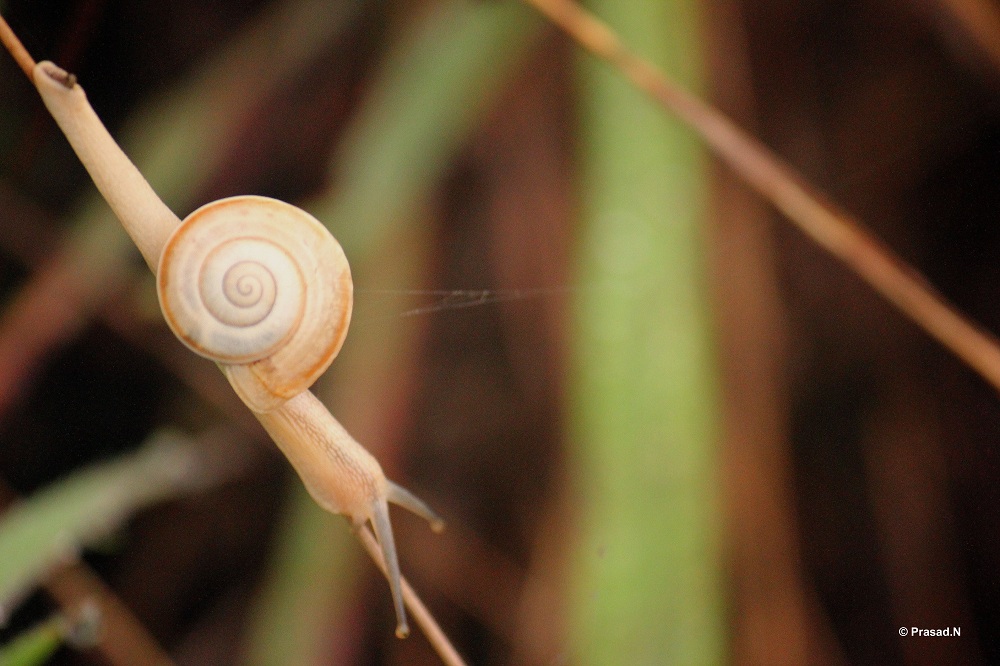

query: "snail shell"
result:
(157, 195), (353, 412)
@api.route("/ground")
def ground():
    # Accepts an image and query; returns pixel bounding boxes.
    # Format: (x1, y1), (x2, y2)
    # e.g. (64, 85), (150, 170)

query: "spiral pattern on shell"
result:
(157, 195), (352, 412)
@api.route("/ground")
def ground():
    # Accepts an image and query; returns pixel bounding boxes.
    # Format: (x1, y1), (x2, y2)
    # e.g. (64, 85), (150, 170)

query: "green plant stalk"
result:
(570, 0), (724, 663)
(244, 484), (354, 666)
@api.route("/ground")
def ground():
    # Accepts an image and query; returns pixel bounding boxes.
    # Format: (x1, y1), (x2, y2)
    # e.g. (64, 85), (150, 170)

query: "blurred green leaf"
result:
(311, 0), (543, 257)
(123, 0), (360, 210)
(0, 432), (201, 616)
(0, 604), (97, 666)
(570, 0), (724, 663)
(0, 617), (62, 666)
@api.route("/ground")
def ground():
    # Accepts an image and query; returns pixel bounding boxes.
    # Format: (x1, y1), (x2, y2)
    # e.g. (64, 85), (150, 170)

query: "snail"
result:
(30, 59), (442, 640)
(156, 195), (353, 413)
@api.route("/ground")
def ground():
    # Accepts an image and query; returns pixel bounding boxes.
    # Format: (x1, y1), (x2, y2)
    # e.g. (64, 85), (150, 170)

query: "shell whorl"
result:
(157, 195), (353, 412)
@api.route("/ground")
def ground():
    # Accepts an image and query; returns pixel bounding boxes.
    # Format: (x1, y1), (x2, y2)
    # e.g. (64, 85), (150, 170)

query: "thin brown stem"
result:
(355, 524), (467, 666)
(522, 0), (1000, 392)
(45, 565), (176, 666)
(0, 13), (36, 81)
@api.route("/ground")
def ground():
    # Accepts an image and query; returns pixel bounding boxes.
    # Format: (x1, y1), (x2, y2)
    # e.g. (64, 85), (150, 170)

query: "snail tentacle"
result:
(388, 482), (445, 533)
(371, 498), (409, 639)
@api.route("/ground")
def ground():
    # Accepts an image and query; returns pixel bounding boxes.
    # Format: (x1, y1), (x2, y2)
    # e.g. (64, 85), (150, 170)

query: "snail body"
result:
(255, 389), (444, 640)
(30, 61), (442, 640)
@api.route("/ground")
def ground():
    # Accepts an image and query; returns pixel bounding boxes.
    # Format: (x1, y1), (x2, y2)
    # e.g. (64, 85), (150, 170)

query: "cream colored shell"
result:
(157, 195), (352, 412)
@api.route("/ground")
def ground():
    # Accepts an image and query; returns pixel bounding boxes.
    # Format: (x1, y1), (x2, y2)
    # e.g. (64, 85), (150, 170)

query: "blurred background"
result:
(0, 0), (998, 664)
